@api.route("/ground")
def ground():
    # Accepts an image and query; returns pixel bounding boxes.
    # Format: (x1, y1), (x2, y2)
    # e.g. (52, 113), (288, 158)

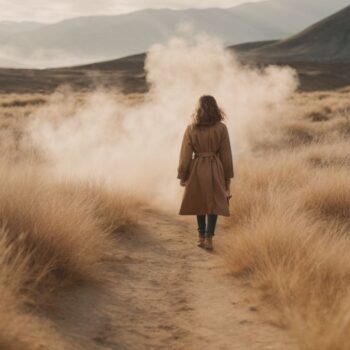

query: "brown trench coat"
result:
(177, 122), (234, 216)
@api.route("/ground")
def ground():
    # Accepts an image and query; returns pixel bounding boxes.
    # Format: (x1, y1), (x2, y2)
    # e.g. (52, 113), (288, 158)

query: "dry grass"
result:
(0, 227), (71, 350)
(223, 89), (350, 349)
(249, 88), (350, 154)
(0, 161), (136, 285)
(0, 160), (136, 349)
(0, 92), (140, 349)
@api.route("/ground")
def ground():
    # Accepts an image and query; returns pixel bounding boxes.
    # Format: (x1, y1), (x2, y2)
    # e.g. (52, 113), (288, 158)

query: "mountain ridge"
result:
(0, 0), (349, 68)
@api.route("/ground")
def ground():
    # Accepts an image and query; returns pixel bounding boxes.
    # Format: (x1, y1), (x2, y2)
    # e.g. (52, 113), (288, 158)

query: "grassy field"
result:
(0, 85), (350, 349)
(224, 88), (350, 349)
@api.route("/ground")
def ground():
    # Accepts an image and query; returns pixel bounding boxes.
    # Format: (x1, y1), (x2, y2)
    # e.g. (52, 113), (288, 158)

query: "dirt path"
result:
(49, 207), (295, 350)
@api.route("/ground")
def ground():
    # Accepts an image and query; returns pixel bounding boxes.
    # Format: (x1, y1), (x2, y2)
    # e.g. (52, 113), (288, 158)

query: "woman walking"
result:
(177, 95), (234, 251)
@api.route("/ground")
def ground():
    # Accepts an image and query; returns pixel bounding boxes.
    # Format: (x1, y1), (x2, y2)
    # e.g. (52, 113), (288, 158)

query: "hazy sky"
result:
(0, 0), (265, 23)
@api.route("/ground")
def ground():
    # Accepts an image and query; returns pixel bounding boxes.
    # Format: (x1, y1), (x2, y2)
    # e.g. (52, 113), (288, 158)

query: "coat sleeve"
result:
(177, 126), (194, 181)
(219, 125), (234, 181)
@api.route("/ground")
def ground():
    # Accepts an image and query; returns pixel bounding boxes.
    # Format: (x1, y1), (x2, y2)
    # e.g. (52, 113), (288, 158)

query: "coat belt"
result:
(195, 152), (218, 158)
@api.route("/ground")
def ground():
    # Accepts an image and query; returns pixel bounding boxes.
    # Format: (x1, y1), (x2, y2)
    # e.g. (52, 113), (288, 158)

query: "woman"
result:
(177, 95), (234, 251)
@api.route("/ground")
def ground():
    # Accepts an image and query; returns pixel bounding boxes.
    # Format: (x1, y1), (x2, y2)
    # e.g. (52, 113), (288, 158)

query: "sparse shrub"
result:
(308, 111), (330, 122)
(1, 98), (46, 108)
(284, 122), (317, 146)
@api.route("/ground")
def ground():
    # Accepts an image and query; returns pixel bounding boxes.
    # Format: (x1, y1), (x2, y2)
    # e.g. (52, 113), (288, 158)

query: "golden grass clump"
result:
(0, 165), (104, 283)
(0, 227), (70, 350)
(301, 169), (350, 227)
(0, 161), (134, 285)
(224, 204), (350, 349)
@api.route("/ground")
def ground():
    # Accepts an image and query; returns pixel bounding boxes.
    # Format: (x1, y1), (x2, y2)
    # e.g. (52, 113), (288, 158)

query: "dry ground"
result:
(44, 207), (295, 350)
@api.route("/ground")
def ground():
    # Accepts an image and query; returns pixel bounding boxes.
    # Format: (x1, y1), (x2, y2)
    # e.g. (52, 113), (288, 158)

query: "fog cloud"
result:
(26, 33), (298, 210)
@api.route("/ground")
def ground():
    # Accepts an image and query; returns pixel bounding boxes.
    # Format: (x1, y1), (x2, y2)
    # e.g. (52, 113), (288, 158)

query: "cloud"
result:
(0, 0), (263, 22)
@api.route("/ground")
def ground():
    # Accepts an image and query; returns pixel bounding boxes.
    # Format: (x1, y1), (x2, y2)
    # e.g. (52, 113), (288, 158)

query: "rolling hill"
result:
(233, 5), (350, 61)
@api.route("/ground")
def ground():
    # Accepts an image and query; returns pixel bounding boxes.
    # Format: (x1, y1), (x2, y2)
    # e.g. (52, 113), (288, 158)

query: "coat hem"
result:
(179, 212), (230, 217)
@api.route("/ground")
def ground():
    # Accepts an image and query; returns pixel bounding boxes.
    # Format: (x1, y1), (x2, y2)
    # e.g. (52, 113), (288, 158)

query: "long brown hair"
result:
(192, 95), (225, 126)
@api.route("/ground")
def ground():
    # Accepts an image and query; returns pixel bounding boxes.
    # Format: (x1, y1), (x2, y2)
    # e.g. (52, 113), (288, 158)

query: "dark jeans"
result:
(197, 214), (218, 238)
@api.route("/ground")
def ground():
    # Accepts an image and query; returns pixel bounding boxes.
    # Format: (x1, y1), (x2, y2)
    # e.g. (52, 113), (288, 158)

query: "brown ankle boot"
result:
(197, 236), (205, 248)
(204, 237), (213, 250)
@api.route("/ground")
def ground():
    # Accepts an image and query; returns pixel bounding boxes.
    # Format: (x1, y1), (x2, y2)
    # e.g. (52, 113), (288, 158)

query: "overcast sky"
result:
(0, 0), (265, 23)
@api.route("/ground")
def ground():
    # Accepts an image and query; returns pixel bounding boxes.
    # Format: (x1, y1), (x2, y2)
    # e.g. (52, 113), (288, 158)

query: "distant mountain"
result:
(0, 0), (349, 68)
(0, 21), (43, 41)
(0, 9), (283, 68)
(233, 5), (350, 61)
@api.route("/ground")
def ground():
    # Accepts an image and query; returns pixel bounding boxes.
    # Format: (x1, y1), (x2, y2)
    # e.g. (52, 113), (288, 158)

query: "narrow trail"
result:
(49, 207), (295, 350)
